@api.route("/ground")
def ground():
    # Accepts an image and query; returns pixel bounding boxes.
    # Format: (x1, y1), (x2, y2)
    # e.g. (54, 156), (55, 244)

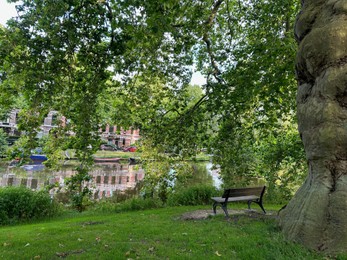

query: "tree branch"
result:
(202, 0), (224, 84)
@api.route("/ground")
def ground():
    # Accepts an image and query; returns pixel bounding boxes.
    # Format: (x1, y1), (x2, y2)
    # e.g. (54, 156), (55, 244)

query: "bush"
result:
(0, 186), (60, 225)
(116, 197), (163, 212)
(167, 185), (219, 206)
(91, 197), (163, 213)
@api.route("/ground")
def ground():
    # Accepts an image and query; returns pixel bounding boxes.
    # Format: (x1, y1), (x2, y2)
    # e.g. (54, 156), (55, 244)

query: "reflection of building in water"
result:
(91, 164), (144, 199)
(0, 163), (144, 200)
(0, 174), (42, 190)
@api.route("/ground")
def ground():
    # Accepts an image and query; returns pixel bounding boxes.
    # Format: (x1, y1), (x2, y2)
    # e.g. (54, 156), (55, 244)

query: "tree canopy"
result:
(0, 0), (304, 205)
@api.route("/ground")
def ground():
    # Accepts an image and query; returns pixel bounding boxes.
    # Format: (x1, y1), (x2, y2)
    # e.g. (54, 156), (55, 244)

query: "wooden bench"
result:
(211, 186), (266, 218)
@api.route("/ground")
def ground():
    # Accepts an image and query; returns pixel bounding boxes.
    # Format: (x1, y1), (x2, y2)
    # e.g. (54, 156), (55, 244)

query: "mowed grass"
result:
(94, 150), (139, 159)
(0, 204), (328, 260)
(93, 150), (210, 161)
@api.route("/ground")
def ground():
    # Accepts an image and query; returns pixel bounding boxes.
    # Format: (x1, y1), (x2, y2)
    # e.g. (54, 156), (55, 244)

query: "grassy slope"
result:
(93, 151), (210, 161)
(94, 150), (139, 159)
(0, 205), (328, 260)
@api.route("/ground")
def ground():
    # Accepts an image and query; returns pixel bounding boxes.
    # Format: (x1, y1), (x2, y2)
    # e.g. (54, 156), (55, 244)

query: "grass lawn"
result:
(93, 151), (210, 161)
(94, 150), (140, 159)
(0, 204), (331, 260)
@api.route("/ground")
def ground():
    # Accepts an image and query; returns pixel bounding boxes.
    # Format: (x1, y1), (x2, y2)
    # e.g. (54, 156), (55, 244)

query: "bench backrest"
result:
(222, 186), (265, 198)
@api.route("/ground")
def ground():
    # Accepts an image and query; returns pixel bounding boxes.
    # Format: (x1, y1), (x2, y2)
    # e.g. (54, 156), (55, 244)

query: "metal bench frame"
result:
(211, 186), (266, 218)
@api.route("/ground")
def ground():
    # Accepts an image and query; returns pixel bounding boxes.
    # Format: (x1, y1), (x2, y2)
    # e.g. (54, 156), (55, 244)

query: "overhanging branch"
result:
(202, 0), (224, 84)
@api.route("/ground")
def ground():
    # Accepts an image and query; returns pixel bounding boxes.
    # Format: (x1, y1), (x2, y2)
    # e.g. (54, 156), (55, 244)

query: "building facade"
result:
(0, 110), (140, 147)
(100, 125), (140, 148)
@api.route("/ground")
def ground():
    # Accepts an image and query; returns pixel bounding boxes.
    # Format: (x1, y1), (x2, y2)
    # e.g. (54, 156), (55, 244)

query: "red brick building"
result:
(100, 125), (140, 148)
(0, 110), (140, 147)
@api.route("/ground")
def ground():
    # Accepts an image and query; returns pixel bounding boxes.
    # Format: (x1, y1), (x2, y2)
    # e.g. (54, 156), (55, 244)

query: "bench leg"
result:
(248, 200), (266, 214)
(213, 202), (217, 214)
(221, 203), (229, 218)
(212, 202), (229, 218)
(247, 200), (252, 210)
(257, 202), (266, 214)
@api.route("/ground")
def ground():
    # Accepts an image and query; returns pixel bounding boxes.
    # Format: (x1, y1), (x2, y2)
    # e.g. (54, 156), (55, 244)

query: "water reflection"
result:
(206, 162), (222, 189)
(0, 162), (144, 199)
(0, 161), (221, 199)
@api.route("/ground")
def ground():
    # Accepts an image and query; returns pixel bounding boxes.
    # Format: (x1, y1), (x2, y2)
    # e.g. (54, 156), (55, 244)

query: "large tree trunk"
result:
(279, 0), (347, 253)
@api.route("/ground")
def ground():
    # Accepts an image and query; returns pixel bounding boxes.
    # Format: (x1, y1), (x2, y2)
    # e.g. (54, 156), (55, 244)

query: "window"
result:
(51, 114), (58, 126)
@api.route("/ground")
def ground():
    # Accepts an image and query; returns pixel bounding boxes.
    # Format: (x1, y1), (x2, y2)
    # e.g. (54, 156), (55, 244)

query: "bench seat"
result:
(211, 195), (259, 203)
(211, 186), (266, 218)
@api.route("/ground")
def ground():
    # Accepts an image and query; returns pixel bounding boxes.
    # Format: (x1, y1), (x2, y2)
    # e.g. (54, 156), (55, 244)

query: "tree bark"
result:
(279, 0), (347, 253)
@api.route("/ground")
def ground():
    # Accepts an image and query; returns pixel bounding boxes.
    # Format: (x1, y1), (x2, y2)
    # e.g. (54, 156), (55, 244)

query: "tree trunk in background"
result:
(279, 0), (347, 253)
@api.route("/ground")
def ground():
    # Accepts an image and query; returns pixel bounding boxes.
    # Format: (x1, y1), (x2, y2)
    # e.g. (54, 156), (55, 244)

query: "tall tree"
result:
(3, 2), (335, 251)
(279, 0), (347, 252)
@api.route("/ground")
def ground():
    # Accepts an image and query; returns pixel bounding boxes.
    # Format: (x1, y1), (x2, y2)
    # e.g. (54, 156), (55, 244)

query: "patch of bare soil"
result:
(180, 209), (278, 220)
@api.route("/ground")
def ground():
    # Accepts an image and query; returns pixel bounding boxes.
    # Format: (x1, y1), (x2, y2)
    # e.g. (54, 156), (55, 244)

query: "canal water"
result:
(0, 161), (221, 199)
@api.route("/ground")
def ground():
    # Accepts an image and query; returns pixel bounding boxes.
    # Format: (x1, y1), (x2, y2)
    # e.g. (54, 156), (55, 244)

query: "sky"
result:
(0, 0), (206, 85)
(0, 0), (17, 26)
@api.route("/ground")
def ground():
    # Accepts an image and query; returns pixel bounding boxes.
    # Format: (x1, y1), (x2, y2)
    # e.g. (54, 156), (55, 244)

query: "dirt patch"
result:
(80, 221), (104, 227)
(56, 249), (85, 258)
(180, 209), (278, 220)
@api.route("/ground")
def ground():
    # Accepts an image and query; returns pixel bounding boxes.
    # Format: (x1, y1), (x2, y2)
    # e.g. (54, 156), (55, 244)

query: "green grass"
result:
(93, 151), (210, 161)
(0, 205), (328, 260)
(94, 150), (140, 159)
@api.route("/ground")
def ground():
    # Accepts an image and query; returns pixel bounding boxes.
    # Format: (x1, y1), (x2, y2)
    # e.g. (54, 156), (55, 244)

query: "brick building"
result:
(100, 125), (140, 148)
(0, 110), (140, 147)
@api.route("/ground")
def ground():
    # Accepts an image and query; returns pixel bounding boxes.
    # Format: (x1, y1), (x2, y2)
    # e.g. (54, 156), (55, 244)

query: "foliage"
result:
(114, 197), (162, 212)
(140, 158), (173, 203)
(1, 0), (305, 208)
(6, 135), (32, 164)
(0, 128), (8, 156)
(65, 166), (93, 212)
(92, 197), (163, 213)
(106, 184), (143, 203)
(0, 186), (60, 225)
(140, 141), (214, 203)
(214, 121), (307, 203)
(167, 185), (218, 206)
(255, 128), (307, 203)
(184, 0), (303, 203)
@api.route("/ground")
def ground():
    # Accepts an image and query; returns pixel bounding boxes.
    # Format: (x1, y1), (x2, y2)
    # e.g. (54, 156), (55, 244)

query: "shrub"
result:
(91, 197), (163, 213)
(116, 197), (163, 212)
(167, 185), (219, 206)
(109, 184), (143, 203)
(0, 186), (60, 225)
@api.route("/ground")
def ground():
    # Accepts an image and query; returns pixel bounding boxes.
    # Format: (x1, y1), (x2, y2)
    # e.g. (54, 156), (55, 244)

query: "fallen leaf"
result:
(215, 251), (222, 257)
(96, 237), (101, 242)
(3, 242), (10, 247)
(56, 252), (68, 258)
(34, 255), (41, 259)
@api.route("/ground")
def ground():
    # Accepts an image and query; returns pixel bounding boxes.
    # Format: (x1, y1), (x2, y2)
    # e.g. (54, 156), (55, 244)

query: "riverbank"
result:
(0, 150), (211, 165)
(0, 205), (328, 259)
(94, 150), (211, 161)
